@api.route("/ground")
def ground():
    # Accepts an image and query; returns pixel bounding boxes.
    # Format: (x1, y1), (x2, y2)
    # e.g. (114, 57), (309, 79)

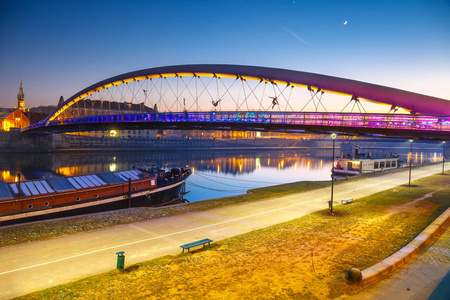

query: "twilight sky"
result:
(0, 0), (449, 109)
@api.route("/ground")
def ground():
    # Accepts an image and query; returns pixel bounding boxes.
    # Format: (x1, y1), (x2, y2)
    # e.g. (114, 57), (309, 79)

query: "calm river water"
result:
(0, 140), (445, 202)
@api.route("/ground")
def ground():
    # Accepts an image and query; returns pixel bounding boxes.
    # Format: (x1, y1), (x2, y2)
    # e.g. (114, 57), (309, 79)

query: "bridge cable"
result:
(300, 90), (316, 112)
(340, 98), (353, 113)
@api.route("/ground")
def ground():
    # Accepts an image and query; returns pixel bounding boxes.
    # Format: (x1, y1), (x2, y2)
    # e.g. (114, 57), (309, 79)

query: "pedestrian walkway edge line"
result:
(359, 207), (450, 285)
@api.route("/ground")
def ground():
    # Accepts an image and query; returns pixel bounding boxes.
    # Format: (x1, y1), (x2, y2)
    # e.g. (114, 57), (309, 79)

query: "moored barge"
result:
(0, 167), (191, 225)
(333, 146), (401, 178)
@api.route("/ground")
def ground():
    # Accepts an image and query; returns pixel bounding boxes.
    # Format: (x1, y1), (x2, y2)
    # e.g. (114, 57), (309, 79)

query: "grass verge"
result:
(17, 171), (450, 299)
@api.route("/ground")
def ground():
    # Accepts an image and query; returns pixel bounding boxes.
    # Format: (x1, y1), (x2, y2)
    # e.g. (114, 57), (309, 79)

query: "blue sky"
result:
(0, 0), (449, 108)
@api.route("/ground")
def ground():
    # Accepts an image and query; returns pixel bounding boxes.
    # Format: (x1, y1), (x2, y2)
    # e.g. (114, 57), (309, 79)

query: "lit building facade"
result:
(0, 108), (30, 131)
(0, 81), (30, 131)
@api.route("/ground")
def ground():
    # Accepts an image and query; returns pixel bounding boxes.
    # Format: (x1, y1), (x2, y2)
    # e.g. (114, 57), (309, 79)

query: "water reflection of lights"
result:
(109, 163), (117, 172)
(1, 170), (17, 182)
(217, 165), (220, 173)
(57, 166), (77, 176)
(256, 157), (261, 169)
(307, 160), (310, 171)
(268, 158), (270, 166)
(420, 152), (423, 165)
(320, 159), (323, 168)
(239, 164), (243, 172)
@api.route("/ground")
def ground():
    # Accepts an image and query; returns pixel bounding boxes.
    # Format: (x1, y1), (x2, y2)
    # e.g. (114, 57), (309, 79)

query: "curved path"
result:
(1, 164), (448, 299)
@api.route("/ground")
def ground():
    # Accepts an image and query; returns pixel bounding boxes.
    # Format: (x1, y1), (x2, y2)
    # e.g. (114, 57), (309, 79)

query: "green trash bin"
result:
(116, 251), (125, 270)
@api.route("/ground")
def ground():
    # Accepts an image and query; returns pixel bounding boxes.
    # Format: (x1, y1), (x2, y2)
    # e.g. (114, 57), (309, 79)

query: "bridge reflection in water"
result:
(0, 145), (445, 202)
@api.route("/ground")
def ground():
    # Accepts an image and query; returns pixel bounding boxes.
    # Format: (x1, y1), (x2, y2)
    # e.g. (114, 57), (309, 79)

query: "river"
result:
(0, 140), (445, 202)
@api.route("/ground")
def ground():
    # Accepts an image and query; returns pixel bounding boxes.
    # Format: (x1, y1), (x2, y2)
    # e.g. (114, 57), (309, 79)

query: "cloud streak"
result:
(282, 26), (310, 46)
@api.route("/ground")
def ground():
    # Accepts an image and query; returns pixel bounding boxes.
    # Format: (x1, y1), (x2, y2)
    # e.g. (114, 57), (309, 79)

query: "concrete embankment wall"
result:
(1, 131), (447, 153)
(0, 132), (320, 152)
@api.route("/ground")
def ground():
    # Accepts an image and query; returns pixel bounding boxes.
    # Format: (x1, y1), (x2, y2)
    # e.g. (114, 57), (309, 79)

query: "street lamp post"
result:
(408, 139), (413, 186)
(443, 141), (446, 175)
(330, 133), (337, 213)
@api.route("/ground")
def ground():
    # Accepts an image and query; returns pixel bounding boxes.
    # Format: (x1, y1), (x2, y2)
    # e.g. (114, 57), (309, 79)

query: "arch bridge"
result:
(24, 65), (450, 140)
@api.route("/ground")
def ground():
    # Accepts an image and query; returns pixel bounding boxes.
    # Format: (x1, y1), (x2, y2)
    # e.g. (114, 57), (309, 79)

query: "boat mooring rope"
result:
(186, 180), (248, 193)
(192, 172), (250, 188)
(193, 171), (282, 184)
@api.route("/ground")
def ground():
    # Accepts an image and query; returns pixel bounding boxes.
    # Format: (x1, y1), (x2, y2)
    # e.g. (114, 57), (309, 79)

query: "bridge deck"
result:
(24, 111), (450, 140)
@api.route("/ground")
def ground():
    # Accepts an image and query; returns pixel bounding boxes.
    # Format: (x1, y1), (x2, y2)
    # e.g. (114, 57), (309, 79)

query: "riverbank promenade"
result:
(1, 163), (449, 299)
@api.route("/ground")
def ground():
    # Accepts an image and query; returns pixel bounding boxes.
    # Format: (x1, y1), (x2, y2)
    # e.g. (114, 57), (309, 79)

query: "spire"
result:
(17, 80), (25, 111)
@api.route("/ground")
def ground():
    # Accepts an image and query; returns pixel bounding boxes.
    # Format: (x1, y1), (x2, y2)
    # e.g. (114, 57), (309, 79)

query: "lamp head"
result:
(409, 139), (413, 143)
(331, 133), (337, 140)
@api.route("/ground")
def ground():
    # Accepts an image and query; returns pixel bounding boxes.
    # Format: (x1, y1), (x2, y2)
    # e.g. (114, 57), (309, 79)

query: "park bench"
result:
(341, 198), (354, 205)
(180, 238), (213, 253)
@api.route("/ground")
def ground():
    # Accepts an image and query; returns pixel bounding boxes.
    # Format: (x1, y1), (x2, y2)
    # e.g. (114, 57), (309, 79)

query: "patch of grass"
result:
(0, 180), (331, 247)
(17, 172), (450, 299)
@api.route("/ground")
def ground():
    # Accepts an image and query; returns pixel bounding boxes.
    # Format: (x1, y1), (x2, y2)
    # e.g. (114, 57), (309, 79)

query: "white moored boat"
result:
(333, 146), (400, 178)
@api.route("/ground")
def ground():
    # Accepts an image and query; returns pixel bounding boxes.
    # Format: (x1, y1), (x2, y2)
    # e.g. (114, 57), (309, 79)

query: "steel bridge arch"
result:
(46, 64), (450, 124)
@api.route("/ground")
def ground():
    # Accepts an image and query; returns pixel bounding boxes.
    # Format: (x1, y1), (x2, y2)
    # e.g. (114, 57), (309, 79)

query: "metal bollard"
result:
(116, 251), (125, 270)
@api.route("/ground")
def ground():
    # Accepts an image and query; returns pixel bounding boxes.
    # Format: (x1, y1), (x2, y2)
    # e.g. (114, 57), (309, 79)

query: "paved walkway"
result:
(0, 164), (448, 299)
(347, 225), (450, 300)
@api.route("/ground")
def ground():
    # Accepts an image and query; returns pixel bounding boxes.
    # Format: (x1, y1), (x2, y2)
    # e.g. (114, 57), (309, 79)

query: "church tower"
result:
(17, 80), (25, 111)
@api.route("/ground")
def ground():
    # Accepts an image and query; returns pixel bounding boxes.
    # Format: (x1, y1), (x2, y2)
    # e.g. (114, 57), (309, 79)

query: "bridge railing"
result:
(23, 111), (450, 134)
